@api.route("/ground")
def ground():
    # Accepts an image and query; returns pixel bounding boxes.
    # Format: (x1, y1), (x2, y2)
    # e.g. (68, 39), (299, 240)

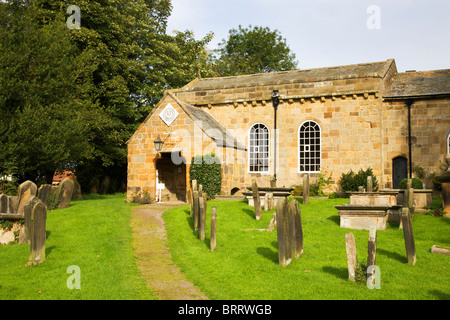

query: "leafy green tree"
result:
(212, 25), (298, 76)
(0, 0), (213, 188)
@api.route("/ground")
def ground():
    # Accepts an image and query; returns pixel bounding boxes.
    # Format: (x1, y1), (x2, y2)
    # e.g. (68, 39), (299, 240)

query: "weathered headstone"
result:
(431, 245), (450, 255)
(367, 176), (373, 193)
(303, 174), (310, 205)
(252, 181), (262, 220)
(276, 198), (303, 267)
(23, 196), (40, 244)
(17, 180), (37, 215)
(72, 179), (83, 200)
(192, 180), (198, 193)
(187, 189), (193, 215)
(210, 207), (217, 251)
(345, 233), (358, 282)
(0, 194), (7, 213)
(264, 193), (269, 211)
(276, 199), (288, 267)
(7, 196), (18, 214)
(38, 184), (52, 204)
(367, 226), (377, 267)
(90, 177), (100, 194)
(290, 199), (303, 258)
(266, 213), (277, 231)
(193, 191), (199, 231)
(28, 201), (47, 266)
(198, 193), (206, 241)
(58, 178), (75, 209)
(99, 176), (111, 194)
(268, 192), (274, 210)
(401, 207), (416, 265)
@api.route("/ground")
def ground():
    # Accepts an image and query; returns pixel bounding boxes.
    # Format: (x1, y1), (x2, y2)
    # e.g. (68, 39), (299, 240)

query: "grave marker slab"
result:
(401, 207), (416, 265)
(28, 202), (47, 265)
(345, 233), (358, 282)
(17, 181), (37, 215)
(210, 207), (217, 251)
(252, 181), (262, 220)
(303, 174), (310, 205)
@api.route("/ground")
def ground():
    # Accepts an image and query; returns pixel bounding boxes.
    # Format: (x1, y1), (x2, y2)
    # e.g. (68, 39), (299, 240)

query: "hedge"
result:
(189, 154), (222, 199)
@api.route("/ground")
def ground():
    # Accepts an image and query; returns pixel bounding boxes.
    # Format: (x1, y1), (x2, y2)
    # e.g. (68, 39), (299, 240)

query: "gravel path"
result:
(130, 202), (208, 300)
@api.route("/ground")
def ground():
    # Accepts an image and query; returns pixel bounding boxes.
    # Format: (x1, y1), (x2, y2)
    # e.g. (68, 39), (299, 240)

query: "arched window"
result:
(248, 123), (270, 173)
(299, 121), (321, 173)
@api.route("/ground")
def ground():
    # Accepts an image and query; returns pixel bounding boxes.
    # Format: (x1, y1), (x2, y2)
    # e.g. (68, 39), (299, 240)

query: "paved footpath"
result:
(130, 201), (208, 300)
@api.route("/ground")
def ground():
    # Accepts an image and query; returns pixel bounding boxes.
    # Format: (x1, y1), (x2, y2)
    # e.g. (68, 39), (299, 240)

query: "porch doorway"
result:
(156, 151), (187, 202)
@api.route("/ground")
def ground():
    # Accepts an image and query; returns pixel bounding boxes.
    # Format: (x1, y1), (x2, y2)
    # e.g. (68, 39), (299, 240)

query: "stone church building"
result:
(126, 59), (450, 202)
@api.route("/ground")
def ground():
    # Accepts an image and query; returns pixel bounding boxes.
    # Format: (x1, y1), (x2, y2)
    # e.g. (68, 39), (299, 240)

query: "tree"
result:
(212, 25), (298, 76)
(0, 0), (213, 189)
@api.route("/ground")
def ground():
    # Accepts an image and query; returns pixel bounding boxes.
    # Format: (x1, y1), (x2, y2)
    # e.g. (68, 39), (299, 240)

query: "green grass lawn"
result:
(0, 194), (154, 300)
(164, 198), (450, 300)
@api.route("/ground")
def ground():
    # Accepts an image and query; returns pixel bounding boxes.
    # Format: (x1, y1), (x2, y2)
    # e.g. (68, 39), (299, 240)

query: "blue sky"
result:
(167, 0), (450, 72)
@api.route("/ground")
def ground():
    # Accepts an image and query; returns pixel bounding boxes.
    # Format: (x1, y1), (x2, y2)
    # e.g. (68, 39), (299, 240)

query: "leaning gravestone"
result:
(58, 178), (75, 209)
(345, 233), (358, 282)
(252, 181), (262, 220)
(303, 174), (310, 205)
(7, 196), (18, 214)
(401, 207), (416, 265)
(23, 196), (40, 244)
(38, 184), (52, 205)
(28, 201), (47, 266)
(276, 198), (303, 267)
(17, 181), (38, 215)
(210, 207), (217, 251)
(0, 194), (7, 213)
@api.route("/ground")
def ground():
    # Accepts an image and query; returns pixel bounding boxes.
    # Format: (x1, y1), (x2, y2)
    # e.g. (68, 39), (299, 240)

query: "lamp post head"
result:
(153, 135), (164, 153)
(272, 90), (280, 109)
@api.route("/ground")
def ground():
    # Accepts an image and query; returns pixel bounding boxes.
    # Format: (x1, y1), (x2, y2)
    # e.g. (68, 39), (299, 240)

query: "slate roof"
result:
(179, 59), (395, 92)
(383, 69), (450, 99)
(168, 92), (247, 151)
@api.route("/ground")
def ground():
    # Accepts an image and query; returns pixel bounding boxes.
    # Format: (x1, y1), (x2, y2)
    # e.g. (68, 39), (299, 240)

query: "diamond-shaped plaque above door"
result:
(159, 103), (179, 127)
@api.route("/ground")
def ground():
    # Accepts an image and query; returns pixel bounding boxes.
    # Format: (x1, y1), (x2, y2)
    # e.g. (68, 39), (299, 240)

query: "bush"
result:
(190, 153), (222, 199)
(339, 168), (378, 193)
(398, 178), (423, 190)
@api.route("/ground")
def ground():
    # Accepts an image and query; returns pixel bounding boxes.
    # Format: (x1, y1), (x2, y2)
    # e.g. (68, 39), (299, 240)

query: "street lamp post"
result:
(272, 90), (280, 187)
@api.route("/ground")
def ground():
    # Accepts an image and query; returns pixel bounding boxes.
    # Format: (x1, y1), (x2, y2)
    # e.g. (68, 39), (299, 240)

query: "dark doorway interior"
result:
(392, 156), (408, 189)
(156, 152), (186, 202)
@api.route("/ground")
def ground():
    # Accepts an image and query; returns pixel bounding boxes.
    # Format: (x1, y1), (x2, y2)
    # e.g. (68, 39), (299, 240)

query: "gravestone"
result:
(187, 189), (193, 215)
(367, 176), (373, 193)
(276, 198), (303, 266)
(7, 196), (18, 214)
(251, 181), (262, 220)
(367, 226), (377, 267)
(99, 176), (111, 194)
(276, 199), (288, 267)
(38, 184), (52, 204)
(303, 174), (310, 205)
(210, 207), (217, 251)
(192, 180), (198, 193)
(401, 207), (416, 265)
(198, 193), (206, 241)
(345, 233), (358, 282)
(17, 180), (37, 215)
(72, 179), (83, 200)
(58, 178), (75, 209)
(264, 193), (269, 211)
(24, 196), (40, 244)
(268, 193), (274, 210)
(90, 177), (100, 194)
(0, 194), (7, 213)
(28, 201), (47, 266)
(290, 200), (303, 258)
(193, 191), (199, 231)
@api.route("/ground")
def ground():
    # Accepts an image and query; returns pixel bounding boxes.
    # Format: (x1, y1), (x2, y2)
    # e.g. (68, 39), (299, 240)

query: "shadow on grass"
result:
(378, 248), (407, 263)
(256, 247), (278, 264)
(326, 215), (340, 226)
(429, 290), (450, 300)
(242, 208), (256, 219)
(322, 266), (348, 280)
